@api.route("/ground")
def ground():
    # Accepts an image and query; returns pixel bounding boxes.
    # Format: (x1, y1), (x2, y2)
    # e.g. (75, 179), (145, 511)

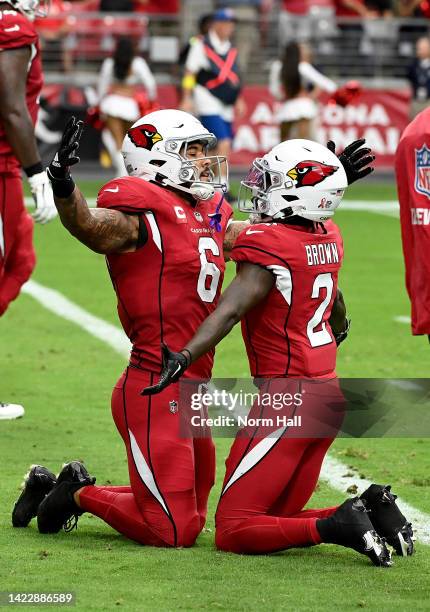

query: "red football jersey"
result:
(396, 106), (430, 335)
(97, 177), (233, 379)
(230, 220), (344, 378)
(0, 9), (42, 170)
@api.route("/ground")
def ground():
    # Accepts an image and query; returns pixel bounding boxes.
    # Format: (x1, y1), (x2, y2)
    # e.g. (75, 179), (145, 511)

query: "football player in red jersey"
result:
(396, 106), (430, 340)
(13, 109), (251, 545)
(144, 139), (414, 564)
(0, 0), (57, 420)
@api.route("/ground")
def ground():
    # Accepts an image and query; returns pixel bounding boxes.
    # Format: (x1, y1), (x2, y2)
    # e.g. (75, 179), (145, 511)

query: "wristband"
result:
(181, 348), (192, 366)
(47, 166), (76, 199)
(182, 74), (196, 91)
(24, 162), (43, 177)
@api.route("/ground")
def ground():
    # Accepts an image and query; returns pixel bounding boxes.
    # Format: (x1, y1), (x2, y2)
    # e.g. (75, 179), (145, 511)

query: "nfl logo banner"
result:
(415, 144), (430, 198)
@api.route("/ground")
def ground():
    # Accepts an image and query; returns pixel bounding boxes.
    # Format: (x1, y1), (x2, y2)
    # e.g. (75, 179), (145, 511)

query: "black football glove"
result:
(141, 344), (191, 396)
(333, 317), (351, 347)
(48, 116), (84, 180)
(327, 139), (375, 185)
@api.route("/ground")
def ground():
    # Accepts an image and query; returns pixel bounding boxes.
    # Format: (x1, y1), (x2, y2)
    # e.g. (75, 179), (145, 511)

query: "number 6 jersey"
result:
(230, 220), (344, 378)
(97, 177), (232, 379)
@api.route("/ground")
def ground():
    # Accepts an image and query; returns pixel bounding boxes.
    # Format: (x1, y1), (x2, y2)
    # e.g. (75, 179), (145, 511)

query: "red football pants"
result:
(79, 367), (215, 547)
(215, 379), (344, 554)
(0, 172), (35, 315)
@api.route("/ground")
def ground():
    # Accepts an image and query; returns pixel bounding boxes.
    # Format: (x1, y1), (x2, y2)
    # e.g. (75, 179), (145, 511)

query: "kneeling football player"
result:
(13, 109), (242, 545)
(143, 139), (414, 564)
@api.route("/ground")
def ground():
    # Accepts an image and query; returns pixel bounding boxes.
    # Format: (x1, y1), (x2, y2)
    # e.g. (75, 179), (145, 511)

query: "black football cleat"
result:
(12, 465), (57, 528)
(37, 461), (95, 534)
(360, 484), (414, 556)
(317, 497), (393, 567)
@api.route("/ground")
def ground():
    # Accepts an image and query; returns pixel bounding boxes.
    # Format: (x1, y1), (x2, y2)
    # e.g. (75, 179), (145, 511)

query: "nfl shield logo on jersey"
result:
(169, 400), (179, 414)
(415, 144), (430, 198)
(194, 211), (204, 222)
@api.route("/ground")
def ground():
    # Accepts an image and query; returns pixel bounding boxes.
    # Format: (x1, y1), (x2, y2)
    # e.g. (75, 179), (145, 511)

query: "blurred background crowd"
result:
(33, 0), (430, 173)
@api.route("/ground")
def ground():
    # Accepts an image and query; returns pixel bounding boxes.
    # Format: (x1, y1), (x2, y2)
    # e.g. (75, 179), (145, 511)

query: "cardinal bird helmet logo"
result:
(287, 160), (338, 188)
(127, 124), (163, 150)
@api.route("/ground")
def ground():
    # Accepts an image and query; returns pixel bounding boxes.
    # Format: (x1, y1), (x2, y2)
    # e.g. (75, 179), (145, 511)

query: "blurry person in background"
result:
(181, 8), (246, 172)
(269, 41), (337, 141)
(407, 37), (430, 118)
(397, 0), (430, 41)
(278, 0), (311, 47)
(98, 36), (157, 177)
(0, 0), (57, 420)
(34, 0), (73, 73)
(396, 106), (430, 342)
(215, 0), (262, 72)
(177, 13), (212, 95)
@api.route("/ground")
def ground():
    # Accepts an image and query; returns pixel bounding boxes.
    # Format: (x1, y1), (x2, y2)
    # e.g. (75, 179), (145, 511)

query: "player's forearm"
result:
(184, 301), (241, 364)
(0, 108), (41, 168)
(185, 264), (274, 362)
(54, 187), (96, 246)
(54, 188), (132, 254)
(54, 187), (117, 253)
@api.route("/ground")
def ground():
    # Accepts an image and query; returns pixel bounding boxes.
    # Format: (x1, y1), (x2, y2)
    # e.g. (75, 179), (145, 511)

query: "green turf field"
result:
(1, 180), (429, 611)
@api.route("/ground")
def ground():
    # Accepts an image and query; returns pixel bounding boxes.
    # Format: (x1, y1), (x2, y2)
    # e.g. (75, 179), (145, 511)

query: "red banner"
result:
(42, 84), (410, 170)
(229, 86), (411, 169)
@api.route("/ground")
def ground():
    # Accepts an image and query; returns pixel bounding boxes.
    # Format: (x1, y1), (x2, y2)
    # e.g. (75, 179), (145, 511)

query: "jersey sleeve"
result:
(97, 177), (151, 213)
(0, 12), (38, 50)
(230, 225), (283, 268)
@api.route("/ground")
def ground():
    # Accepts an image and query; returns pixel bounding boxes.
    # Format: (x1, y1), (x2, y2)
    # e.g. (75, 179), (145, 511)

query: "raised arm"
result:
(54, 188), (139, 254)
(48, 117), (139, 254)
(142, 263), (275, 395)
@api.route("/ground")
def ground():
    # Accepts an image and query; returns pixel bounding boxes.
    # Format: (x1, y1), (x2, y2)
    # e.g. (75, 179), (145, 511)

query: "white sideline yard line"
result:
(321, 456), (430, 545)
(395, 315), (411, 324)
(21, 279), (131, 358)
(22, 278), (429, 545)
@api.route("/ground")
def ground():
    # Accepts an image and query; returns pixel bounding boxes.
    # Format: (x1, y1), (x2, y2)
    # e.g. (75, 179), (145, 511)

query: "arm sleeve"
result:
(396, 131), (430, 334)
(395, 137), (414, 300)
(0, 213), (35, 316)
(97, 59), (113, 102)
(268, 60), (283, 100)
(133, 57), (157, 100)
(299, 62), (337, 93)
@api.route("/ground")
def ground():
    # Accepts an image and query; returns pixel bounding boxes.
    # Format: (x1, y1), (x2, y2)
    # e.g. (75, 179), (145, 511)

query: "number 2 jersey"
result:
(230, 220), (344, 378)
(97, 177), (232, 379)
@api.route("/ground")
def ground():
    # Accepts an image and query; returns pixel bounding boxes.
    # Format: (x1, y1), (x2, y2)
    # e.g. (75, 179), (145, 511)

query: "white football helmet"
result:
(238, 139), (348, 223)
(6, 0), (50, 18)
(121, 109), (228, 201)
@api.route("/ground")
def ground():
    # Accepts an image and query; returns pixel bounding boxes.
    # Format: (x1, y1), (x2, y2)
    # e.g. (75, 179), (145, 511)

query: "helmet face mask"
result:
(238, 158), (287, 215)
(238, 139), (348, 223)
(122, 110), (228, 200)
